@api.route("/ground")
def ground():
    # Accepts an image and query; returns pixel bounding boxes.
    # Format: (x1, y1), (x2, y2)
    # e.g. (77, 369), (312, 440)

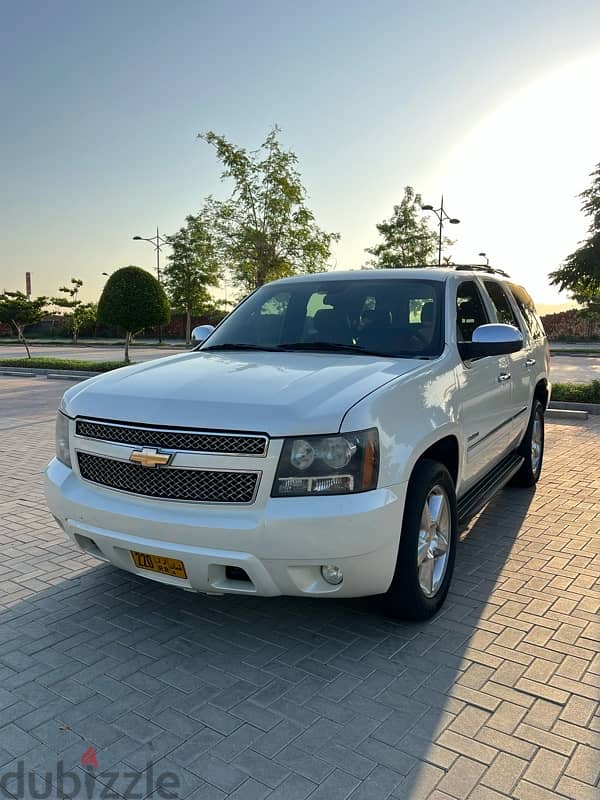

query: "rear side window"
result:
(456, 281), (489, 342)
(508, 284), (545, 341)
(483, 281), (520, 329)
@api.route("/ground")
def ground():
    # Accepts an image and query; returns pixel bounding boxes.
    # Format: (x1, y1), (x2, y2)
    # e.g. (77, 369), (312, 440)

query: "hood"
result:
(62, 350), (426, 436)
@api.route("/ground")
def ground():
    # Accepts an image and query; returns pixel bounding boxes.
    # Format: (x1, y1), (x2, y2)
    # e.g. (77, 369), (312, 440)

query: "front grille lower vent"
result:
(75, 419), (268, 456)
(77, 452), (260, 503)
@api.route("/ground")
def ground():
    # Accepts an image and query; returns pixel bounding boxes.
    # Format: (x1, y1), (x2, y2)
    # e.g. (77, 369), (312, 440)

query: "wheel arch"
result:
(411, 434), (460, 488)
(535, 378), (550, 410)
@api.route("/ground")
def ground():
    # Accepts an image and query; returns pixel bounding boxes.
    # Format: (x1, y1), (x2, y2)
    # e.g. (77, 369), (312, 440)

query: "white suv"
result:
(45, 267), (550, 620)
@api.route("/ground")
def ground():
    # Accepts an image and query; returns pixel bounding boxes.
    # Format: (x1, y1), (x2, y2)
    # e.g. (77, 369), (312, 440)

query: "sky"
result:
(1, 0), (600, 309)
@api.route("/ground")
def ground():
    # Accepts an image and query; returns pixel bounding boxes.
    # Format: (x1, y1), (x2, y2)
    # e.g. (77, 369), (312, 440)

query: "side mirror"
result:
(191, 324), (215, 344)
(459, 323), (523, 360)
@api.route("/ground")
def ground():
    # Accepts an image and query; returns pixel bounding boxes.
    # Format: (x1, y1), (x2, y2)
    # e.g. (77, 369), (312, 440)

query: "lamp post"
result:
(421, 196), (460, 266)
(132, 227), (169, 285)
(133, 226), (170, 343)
(478, 252), (490, 266)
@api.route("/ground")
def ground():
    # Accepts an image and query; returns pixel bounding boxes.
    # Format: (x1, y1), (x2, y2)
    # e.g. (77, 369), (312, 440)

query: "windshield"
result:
(202, 278), (445, 358)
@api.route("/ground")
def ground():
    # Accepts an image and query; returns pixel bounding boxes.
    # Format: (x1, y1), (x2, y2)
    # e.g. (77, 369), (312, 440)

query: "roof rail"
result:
(373, 264), (512, 278)
(450, 264), (511, 278)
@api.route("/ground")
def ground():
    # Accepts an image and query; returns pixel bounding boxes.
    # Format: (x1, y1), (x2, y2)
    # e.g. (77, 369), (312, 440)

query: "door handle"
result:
(497, 373), (511, 383)
(525, 358), (536, 368)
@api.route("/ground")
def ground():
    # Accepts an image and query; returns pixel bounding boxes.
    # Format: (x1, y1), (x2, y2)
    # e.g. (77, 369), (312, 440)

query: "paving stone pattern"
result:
(0, 387), (598, 798)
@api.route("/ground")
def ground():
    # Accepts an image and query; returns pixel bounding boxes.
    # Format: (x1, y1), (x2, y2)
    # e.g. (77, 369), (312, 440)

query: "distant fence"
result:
(540, 309), (600, 340)
(0, 311), (227, 340)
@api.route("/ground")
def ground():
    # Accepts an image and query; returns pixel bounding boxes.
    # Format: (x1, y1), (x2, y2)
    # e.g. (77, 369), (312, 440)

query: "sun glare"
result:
(427, 52), (600, 304)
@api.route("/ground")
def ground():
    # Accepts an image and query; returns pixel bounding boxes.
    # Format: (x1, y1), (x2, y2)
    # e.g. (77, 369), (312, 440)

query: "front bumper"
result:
(45, 459), (407, 598)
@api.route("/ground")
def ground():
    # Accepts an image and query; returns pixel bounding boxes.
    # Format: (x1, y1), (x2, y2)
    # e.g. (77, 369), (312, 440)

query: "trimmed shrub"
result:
(551, 381), (600, 404)
(98, 267), (170, 360)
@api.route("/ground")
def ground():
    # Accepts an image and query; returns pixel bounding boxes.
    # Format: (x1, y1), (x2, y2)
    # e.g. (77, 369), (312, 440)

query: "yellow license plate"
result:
(131, 551), (187, 579)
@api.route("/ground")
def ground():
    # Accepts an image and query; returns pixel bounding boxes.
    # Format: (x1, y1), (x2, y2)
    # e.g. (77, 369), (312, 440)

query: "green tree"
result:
(55, 277), (83, 305)
(164, 214), (221, 344)
(97, 267), (170, 362)
(70, 302), (98, 342)
(199, 127), (339, 291)
(52, 277), (86, 342)
(366, 186), (443, 267)
(550, 162), (600, 322)
(0, 291), (47, 358)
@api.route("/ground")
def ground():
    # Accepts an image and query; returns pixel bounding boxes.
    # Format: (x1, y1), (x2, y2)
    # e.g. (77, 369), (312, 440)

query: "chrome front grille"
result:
(75, 419), (268, 456)
(77, 453), (260, 504)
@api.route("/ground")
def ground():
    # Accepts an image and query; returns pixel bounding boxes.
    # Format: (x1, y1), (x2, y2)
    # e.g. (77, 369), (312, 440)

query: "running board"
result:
(457, 452), (524, 526)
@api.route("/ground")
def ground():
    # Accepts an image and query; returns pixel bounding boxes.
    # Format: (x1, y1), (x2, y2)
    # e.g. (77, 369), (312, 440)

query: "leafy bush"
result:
(0, 357), (126, 372)
(98, 266), (170, 361)
(552, 380), (600, 404)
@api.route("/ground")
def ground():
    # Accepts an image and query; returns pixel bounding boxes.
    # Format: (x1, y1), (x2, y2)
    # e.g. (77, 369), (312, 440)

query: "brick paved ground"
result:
(0, 376), (599, 799)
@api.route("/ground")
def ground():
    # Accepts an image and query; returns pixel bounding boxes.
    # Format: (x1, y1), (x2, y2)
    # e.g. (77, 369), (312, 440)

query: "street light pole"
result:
(133, 227), (170, 343)
(437, 196), (444, 267)
(155, 226), (161, 284)
(133, 227), (169, 283)
(421, 196), (461, 266)
(478, 252), (490, 266)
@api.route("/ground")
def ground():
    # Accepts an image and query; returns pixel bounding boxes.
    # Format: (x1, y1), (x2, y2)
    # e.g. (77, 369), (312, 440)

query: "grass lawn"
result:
(552, 380), (600, 404)
(0, 357), (128, 372)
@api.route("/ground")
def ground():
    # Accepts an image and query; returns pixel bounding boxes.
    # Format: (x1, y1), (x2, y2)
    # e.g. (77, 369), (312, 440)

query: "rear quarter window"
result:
(508, 284), (545, 341)
(483, 280), (521, 329)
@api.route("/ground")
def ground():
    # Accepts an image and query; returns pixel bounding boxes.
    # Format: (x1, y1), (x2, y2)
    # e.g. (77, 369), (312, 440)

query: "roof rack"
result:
(449, 264), (511, 278)
(368, 264), (512, 278)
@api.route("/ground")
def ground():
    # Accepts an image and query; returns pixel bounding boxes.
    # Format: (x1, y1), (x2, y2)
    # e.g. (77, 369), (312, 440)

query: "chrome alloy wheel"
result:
(531, 408), (543, 475)
(417, 485), (451, 598)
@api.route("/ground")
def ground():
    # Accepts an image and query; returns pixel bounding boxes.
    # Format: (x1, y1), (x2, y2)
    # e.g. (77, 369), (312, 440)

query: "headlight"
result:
(56, 410), (72, 468)
(272, 428), (379, 497)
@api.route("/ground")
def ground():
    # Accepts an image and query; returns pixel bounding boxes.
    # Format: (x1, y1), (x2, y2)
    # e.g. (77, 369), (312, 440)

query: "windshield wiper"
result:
(200, 343), (283, 352)
(279, 341), (393, 357)
(201, 341), (403, 357)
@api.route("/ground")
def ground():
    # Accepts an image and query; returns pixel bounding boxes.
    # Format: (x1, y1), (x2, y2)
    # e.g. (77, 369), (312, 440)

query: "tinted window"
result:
(508, 284), (545, 340)
(248, 291), (291, 345)
(483, 280), (520, 328)
(456, 281), (489, 342)
(203, 278), (445, 358)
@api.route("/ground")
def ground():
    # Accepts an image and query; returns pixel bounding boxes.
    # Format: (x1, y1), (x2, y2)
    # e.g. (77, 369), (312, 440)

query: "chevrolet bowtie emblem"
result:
(129, 448), (172, 468)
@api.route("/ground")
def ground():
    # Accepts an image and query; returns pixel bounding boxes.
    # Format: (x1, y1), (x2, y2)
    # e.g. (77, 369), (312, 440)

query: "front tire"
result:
(382, 459), (458, 621)
(510, 398), (545, 487)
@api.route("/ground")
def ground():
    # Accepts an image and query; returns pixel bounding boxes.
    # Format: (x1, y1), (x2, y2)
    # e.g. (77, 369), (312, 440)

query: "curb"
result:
(548, 400), (600, 415)
(47, 373), (94, 381)
(1, 367), (102, 380)
(550, 351), (600, 358)
(547, 408), (589, 420)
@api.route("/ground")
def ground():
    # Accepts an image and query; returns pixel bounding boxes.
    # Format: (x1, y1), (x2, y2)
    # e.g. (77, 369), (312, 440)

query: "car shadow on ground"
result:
(0, 483), (537, 799)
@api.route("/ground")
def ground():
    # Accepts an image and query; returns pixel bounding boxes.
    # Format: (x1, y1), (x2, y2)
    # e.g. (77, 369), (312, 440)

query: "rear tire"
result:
(382, 459), (458, 621)
(510, 398), (545, 487)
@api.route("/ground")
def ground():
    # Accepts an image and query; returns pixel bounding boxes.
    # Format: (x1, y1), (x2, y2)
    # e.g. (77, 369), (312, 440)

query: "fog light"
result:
(321, 565), (343, 585)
